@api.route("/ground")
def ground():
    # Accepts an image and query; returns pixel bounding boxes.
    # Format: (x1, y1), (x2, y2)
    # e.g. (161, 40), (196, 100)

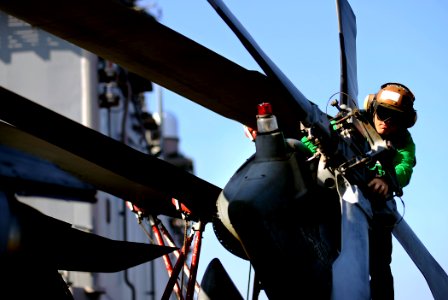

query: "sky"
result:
(139, 1), (448, 299)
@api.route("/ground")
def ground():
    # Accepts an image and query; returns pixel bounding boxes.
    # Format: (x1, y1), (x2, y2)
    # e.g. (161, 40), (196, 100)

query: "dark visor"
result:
(375, 105), (404, 123)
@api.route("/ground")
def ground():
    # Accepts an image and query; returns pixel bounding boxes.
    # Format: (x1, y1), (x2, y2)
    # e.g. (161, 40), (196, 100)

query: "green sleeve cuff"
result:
(300, 136), (318, 154)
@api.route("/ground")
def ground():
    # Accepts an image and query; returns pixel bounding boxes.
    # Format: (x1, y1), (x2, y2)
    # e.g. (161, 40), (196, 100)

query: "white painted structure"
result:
(0, 12), (177, 300)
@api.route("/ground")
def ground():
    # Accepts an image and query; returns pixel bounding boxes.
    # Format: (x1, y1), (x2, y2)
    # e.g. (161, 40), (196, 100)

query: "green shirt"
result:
(375, 130), (416, 188)
(300, 130), (416, 188)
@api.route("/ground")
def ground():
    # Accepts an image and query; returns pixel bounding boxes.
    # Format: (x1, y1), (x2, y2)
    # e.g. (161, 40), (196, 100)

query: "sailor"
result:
(363, 82), (417, 300)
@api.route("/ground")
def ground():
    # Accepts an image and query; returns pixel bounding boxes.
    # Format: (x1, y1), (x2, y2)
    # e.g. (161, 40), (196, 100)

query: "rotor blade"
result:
(331, 177), (371, 300)
(57, 230), (175, 272)
(198, 258), (244, 300)
(336, 0), (359, 107)
(0, 0), (278, 136)
(207, 0), (332, 139)
(392, 213), (448, 300)
(0, 143), (96, 202)
(0, 0), (323, 139)
(0, 86), (221, 221)
(2, 196), (176, 272)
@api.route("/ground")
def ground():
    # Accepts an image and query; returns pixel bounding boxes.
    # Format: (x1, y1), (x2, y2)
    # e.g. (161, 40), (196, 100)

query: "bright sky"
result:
(140, 1), (448, 299)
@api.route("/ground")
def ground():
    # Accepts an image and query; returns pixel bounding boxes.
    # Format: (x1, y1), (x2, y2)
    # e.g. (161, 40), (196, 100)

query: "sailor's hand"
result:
(244, 125), (257, 141)
(368, 177), (389, 198)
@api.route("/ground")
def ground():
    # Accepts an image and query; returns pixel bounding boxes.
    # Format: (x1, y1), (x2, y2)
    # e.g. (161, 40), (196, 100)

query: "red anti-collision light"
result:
(257, 102), (272, 115)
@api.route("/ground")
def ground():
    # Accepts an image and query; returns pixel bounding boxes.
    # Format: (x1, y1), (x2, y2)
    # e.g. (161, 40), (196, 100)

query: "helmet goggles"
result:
(375, 105), (404, 123)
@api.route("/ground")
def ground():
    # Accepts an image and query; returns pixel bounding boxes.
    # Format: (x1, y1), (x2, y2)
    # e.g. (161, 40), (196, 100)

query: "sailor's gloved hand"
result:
(368, 177), (389, 198)
(243, 125), (257, 141)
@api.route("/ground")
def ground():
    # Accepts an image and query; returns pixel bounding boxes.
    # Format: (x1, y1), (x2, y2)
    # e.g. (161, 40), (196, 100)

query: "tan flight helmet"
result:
(363, 82), (417, 128)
